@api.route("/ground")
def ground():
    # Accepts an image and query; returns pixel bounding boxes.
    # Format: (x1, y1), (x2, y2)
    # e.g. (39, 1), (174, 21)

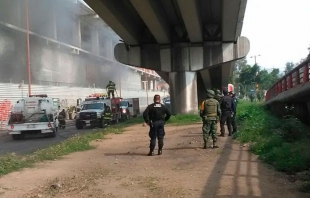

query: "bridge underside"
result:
(84, 0), (250, 114)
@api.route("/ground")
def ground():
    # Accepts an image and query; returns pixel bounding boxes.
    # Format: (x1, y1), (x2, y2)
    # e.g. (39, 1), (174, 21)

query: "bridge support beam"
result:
(169, 72), (198, 114)
(114, 37), (250, 115)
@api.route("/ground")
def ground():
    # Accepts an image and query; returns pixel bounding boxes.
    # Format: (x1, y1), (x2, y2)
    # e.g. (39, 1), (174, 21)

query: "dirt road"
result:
(0, 124), (308, 198)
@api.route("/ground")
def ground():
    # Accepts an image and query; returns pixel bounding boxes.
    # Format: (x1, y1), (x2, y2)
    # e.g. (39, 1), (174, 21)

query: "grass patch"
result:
(235, 101), (310, 174)
(167, 114), (201, 125)
(0, 127), (122, 176)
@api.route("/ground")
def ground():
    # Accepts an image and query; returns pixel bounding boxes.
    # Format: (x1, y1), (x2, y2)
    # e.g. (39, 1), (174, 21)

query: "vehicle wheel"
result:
(115, 115), (119, 124)
(100, 118), (105, 128)
(12, 133), (25, 140)
(76, 123), (83, 129)
(123, 114), (129, 121)
(49, 130), (56, 138)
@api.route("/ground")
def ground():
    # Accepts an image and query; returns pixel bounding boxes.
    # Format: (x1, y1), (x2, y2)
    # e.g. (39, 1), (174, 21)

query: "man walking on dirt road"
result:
(143, 94), (171, 156)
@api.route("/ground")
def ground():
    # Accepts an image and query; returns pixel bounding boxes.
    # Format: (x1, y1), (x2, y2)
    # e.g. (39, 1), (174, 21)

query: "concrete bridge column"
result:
(169, 72), (198, 114)
(154, 80), (157, 90)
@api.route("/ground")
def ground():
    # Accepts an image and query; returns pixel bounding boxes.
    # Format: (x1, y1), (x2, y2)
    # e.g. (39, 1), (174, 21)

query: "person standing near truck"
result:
(103, 106), (112, 126)
(106, 81), (116, 98)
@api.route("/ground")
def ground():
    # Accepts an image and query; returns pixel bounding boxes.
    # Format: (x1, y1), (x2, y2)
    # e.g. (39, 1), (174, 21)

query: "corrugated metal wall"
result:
(0, 82), (168, 130)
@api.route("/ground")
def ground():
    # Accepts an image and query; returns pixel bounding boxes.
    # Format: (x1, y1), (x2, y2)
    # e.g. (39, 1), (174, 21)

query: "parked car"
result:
(163, 97), (171, 110)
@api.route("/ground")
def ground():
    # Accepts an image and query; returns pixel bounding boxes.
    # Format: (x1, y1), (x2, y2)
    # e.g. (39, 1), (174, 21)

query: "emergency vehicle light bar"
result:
(29, 94), (48, 98)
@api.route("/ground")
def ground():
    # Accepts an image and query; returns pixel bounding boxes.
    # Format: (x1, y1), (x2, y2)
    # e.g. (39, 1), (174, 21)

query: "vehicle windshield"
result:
(82, 103), (103, 110)
(120, 101), (128, 107)
(164, 99), (170, 104)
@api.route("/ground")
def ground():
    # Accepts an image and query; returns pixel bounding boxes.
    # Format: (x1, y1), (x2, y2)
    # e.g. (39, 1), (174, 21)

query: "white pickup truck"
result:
(7, 94), (59, 140)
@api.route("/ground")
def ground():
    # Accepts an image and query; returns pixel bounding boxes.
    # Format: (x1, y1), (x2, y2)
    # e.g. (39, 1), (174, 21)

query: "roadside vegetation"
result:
(234, 100), (310, 192)
(0, 114), (200, 177)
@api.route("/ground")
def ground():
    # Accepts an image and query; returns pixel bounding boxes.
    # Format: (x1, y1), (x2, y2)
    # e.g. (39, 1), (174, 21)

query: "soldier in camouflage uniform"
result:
(214, 89), (222, 103)
(200, 90), (222, 149)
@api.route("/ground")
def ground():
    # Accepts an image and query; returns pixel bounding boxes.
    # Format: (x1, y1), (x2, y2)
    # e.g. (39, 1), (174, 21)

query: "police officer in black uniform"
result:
(220, 88), (235, 136)
(143, 94), (171, 156)
(229, 91), (238, 134)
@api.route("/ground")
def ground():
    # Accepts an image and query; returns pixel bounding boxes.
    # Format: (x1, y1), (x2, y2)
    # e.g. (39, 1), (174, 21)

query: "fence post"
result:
(303, 64), (309, 84)
(283, 79), (286, 91)
(295, 69), (300, 86)
(288, 74), (292, 89)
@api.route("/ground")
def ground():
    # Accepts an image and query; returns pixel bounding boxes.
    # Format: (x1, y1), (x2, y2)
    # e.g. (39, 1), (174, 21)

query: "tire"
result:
(124, 114), (129, 121)
(48, 130), (56, 138)
(76, 124), (83, 130)
(115, 115), (119, 124)
(12, 133), (25, 140)
(45, 127), (57, 138)
(75, 120), (83, 129)
(100, 118), (105, 128)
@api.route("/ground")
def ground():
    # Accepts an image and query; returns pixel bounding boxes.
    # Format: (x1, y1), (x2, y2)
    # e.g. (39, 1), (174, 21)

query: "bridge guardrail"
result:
(265, 57), (310, 102)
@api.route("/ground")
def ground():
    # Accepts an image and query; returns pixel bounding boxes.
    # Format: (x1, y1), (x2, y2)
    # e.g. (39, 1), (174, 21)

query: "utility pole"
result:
(142, 80), (149, 105)
(25, 0), (32, 96)
(250, 54), (261, 95)
(119, 66), (122, 97)
(250, 54), (261, 65)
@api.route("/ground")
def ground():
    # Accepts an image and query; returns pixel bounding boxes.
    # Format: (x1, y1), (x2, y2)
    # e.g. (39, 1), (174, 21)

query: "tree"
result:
(284, 62), (294, 74)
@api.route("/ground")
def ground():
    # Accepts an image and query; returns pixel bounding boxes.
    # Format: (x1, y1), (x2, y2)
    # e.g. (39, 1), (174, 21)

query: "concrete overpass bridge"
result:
(84, 0), (250, 114)
(265, 55), (310, 123)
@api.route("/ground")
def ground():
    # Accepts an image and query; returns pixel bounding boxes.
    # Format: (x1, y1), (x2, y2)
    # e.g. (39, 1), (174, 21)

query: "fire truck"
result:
(75, 93), (122, 129)
(120, 98), (140, 120)
(7, 94), (59, 140)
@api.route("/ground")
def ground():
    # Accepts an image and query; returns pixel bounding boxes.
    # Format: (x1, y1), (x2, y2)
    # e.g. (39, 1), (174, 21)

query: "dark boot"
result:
(148, 142), (155, 156)
(148, 146), (154, 156)
(203, 139), (207, 149)
(148, 150), (154, 156)
(158, 148), (162, 155)
(158, 139), (163, 155)
(213, 141), (219, 149)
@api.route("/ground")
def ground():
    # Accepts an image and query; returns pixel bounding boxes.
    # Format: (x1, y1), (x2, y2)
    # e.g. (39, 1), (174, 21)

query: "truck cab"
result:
(120, 98), (140, 120)
(120, 100), (131, 120)
(75, 99), (109, 129)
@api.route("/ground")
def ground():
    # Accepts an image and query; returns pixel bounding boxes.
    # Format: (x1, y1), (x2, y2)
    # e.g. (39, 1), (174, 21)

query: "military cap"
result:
(206, 89), (215, 98)
(215, 89), (221, 94)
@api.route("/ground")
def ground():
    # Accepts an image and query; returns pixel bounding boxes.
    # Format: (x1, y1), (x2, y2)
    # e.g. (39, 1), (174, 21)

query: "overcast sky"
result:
(241, 0), (310, 71)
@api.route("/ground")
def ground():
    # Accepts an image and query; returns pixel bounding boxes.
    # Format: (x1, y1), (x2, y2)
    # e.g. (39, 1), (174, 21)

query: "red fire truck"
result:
(75, 94), (123, 129)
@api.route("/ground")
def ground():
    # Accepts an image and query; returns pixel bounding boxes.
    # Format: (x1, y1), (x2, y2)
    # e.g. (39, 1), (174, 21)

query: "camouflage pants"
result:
(202, 120), (218, 143)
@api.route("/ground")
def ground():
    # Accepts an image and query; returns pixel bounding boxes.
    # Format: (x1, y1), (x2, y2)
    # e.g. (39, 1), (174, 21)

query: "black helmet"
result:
(109, 80), (112, 83)
(206, 90), (215, 98)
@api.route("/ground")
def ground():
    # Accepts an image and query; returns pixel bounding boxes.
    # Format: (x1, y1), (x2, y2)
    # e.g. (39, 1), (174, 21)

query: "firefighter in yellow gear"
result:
(103, 106), (112, 126)
(106, 81), (116, 98)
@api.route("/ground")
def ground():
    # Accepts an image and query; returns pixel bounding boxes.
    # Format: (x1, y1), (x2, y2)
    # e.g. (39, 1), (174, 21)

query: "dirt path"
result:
(0, 124), (308, 198)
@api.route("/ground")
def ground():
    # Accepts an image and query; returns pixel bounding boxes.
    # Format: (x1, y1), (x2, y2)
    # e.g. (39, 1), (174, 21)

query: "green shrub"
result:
(236, 101), (310, 174)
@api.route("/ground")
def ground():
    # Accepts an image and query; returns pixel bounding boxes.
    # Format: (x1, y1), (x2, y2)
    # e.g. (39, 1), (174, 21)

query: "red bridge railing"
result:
(265, 57), (310, 102)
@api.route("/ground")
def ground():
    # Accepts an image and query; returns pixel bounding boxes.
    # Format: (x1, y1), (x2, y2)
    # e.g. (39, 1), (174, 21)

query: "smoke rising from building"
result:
(0, 0), (142, 90)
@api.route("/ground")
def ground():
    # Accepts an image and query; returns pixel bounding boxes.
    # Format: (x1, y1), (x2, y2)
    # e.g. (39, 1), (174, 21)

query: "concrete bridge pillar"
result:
(169, 72), (198, 114)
